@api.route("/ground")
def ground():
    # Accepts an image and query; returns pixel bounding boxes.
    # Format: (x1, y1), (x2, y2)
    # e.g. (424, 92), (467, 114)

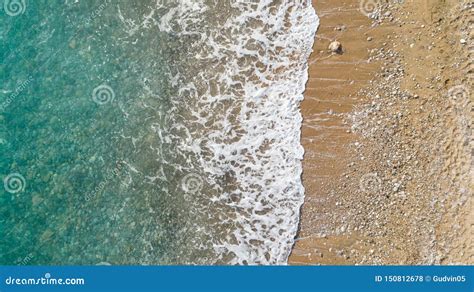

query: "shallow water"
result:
(1, 0), (318, 265)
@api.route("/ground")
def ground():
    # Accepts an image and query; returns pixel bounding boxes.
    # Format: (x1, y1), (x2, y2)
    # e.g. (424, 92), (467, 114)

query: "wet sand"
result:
(290, 0), (381, 265)
(290, 0), (473, 264)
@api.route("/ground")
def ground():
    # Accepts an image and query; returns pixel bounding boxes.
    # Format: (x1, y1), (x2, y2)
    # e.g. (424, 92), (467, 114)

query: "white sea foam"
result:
(180, 0), (318, 265)
(117, 0), (318, 264)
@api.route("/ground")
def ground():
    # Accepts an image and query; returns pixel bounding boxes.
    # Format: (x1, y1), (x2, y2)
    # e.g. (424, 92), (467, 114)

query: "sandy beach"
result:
(290, 0), (473, 265)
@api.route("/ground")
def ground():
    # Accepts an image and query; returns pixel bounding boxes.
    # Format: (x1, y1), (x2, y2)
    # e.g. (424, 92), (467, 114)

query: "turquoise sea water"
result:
(1, 0), (318, 265)
(1, 0), (197, 265)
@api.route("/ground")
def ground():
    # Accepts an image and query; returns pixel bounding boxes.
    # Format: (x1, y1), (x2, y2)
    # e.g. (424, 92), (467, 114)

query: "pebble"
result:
(69, 39), (77, 49)
(32, 195), (43, 206)
(328, 41), (343, 54)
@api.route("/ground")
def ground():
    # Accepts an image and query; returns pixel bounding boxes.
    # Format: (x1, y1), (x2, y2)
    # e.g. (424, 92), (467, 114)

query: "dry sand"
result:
(289, 0), (473, 265)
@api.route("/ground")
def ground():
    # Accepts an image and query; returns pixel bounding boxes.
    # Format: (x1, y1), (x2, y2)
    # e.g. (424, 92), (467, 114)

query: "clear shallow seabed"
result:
(0, 0), (318, 265)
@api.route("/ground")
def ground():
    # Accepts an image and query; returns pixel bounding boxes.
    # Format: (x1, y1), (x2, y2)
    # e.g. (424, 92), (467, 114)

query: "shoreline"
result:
(290, 0), (472, 264)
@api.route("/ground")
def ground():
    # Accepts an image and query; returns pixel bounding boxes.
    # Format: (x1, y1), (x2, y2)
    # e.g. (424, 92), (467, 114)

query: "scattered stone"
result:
(328, 41), (343, 54)
(32, 194), (43, 207)
(69, 39), (77, 49)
